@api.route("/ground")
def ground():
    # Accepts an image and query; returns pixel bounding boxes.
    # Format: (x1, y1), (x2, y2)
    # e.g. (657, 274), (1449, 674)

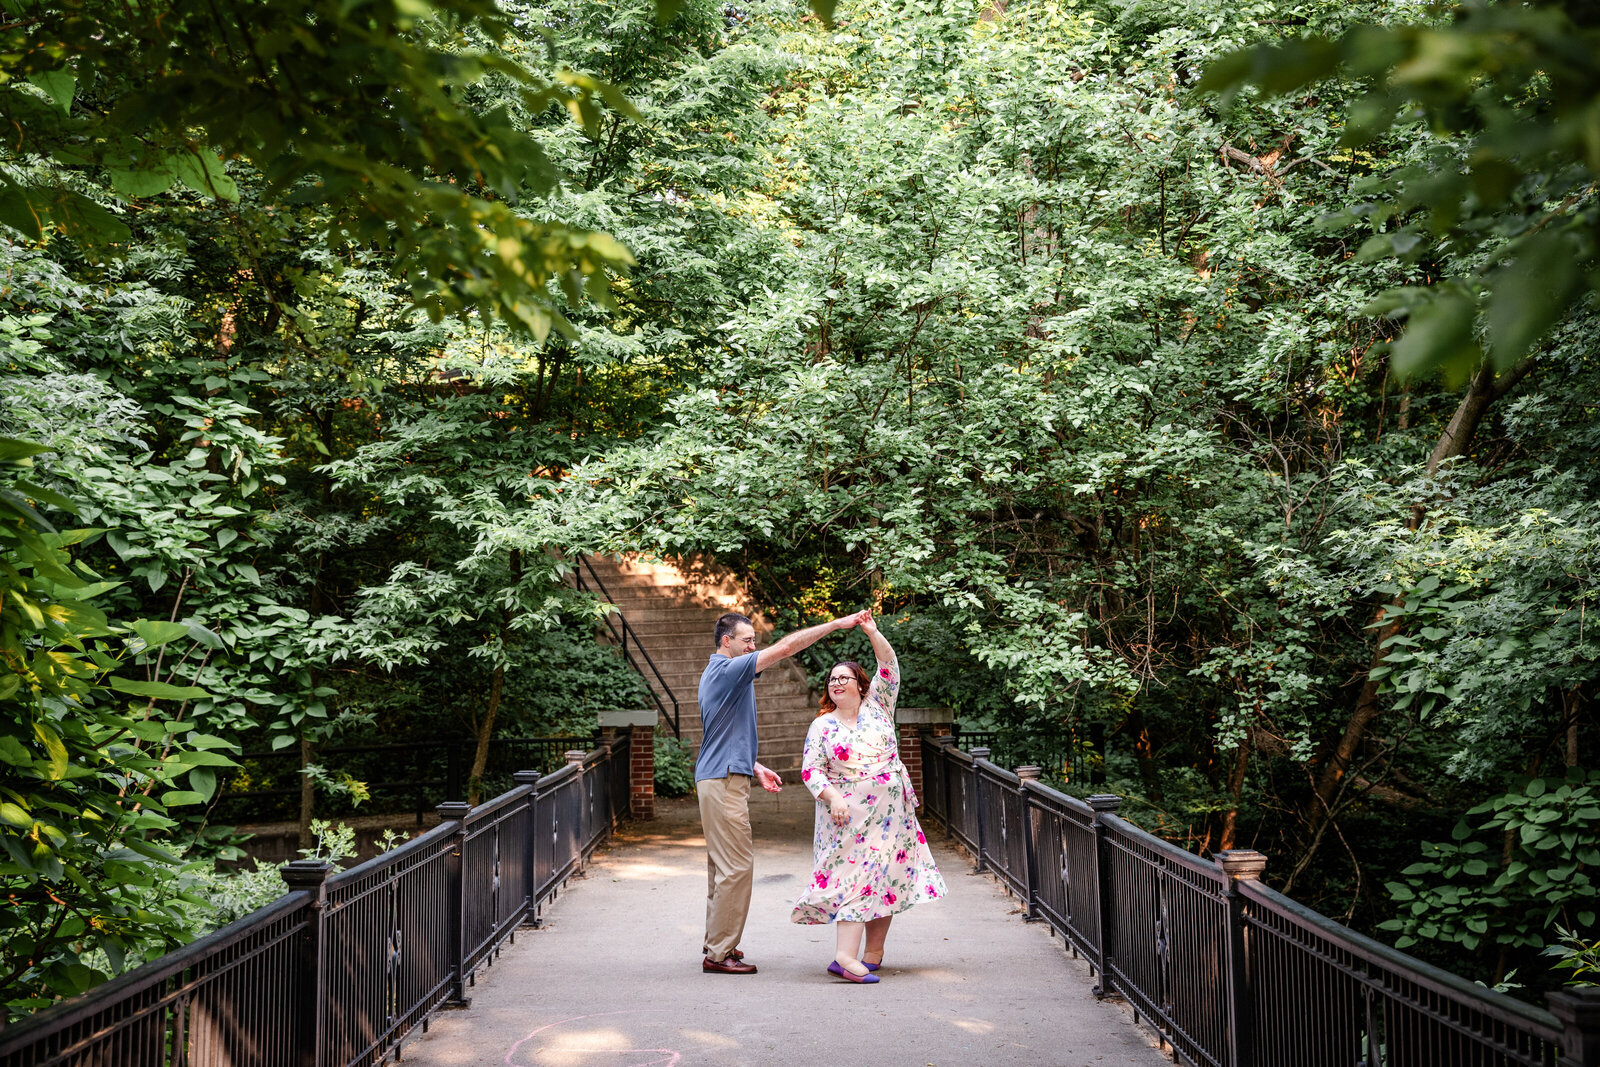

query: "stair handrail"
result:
(571, 552), (682, 739)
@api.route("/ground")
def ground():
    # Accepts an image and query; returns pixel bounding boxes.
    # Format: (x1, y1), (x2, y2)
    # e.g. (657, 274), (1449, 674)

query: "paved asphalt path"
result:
(399, 791), (1171, 1067)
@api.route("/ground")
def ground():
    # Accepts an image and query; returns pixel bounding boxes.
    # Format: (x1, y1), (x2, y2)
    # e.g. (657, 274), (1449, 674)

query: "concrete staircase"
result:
(576, 553), (818, 776)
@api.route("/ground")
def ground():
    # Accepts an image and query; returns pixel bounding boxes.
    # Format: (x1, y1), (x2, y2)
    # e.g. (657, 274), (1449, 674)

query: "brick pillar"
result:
(894, 707), (953, 802)
(599, 709), (658, 820)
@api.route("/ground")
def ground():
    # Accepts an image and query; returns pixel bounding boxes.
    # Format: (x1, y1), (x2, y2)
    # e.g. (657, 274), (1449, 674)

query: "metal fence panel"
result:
(3, 739), (631, 1067)
(1026, 787), (1100, 964)
(0, 895), (310, 1067)
(914, 737), (1575, 1067)
(1244, 883), (1562, 1067)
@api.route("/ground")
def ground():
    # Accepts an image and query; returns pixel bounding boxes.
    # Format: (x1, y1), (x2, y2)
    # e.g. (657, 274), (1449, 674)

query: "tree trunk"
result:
(298, 735), (316, 851)
(467, 660), (505, 806)
(1217, 733), (1252, 853)
(467, 550), (522, 806)
(1301, 359), (1535, 862)
(1124, 704), (1164, 804)
(1566, 687), (1581, 768)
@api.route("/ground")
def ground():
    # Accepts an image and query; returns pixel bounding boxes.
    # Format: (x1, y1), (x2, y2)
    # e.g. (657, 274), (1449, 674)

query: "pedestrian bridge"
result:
(3, 737), (1594, 1067)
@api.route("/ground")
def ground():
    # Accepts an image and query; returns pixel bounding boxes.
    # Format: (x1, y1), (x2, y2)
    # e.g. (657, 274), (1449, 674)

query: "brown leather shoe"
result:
(703, 955), (757, 974)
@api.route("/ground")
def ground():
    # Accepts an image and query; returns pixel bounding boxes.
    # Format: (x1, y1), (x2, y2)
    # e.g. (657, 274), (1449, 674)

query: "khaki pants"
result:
(698, 773), (753, 963)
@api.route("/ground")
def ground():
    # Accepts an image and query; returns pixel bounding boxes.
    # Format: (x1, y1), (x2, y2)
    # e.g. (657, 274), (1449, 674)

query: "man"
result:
(697, 608), (865, 974)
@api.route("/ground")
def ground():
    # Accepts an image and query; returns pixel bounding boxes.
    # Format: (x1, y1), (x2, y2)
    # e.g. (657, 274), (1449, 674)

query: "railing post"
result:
(1087, 793), (1122, 998)
(1016, 765), (1042, 921)
(937, 734), (955, 837)
(436, 800), (472, 1007)
(970, 747), (991, 874)
(513, 771), (540, 925)
(281, 859), (332, 1067)
(565, 749), (586, 870)
(1216, 849), (1267, 1067)
(1551, 987), (1600, 1067)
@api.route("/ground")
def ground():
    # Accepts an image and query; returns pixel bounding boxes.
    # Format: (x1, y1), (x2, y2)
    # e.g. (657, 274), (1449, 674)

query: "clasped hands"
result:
(828, 795), (850, 827)
(835, 608), (877, 632)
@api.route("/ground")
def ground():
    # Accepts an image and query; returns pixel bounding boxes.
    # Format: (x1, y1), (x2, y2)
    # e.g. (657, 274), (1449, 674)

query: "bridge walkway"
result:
(399, 791), (1169, 1067)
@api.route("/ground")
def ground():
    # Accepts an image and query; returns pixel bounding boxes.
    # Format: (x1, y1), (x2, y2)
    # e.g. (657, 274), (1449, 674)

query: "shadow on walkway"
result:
(400, 792), (1169, 1066)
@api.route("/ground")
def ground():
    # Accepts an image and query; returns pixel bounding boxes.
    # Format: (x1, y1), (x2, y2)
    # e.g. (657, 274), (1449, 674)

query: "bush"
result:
(654, 731), (695, 798)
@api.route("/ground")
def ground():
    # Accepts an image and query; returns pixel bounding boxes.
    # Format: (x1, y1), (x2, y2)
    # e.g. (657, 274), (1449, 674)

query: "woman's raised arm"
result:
(861, 611), (894, 666)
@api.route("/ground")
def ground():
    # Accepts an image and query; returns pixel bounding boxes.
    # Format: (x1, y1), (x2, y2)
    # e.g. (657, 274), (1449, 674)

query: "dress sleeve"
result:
(800, 718), (831, 800)
(867, 654), (899, 717)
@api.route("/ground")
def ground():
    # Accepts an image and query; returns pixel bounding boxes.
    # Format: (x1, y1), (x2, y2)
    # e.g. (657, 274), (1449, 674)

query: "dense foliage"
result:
(1, 0), (1593, 1017)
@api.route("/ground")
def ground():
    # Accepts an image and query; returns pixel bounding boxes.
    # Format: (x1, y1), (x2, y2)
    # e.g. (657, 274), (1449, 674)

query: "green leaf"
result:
(27, 70), (75, 115)
(130, 620), (193, 650)
(170, 149), (239, 202)
(0, 734), (31, 765)
(1387, 289), (1482, 386)
(189, 766), (217, 801)
(0, 186), (46, 240)
(171, 750), (238, 767)
(108, 161), (177, 199)
(33, 722), (68, 780)
(108, 677), (208, 700)
(13, 478), (77, 515)
(1486, 230), (1582, 370)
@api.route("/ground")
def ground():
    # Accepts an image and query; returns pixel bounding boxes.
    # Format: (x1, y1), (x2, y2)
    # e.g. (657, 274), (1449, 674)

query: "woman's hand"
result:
(828, 795), (850, 827)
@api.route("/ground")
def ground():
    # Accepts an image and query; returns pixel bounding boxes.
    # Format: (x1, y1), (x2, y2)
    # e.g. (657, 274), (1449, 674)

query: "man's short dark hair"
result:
(714, 612), (752, 648)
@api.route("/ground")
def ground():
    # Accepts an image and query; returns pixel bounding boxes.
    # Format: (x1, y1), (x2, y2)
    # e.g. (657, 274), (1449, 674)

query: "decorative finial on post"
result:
(1215, 850), (1268, 884)
(1016, 765), (1042, 781)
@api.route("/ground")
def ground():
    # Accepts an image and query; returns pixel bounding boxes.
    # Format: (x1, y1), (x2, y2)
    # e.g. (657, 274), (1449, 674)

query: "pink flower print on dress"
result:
(877, 772), (892, 783)
(801, 769), (812, 781)
(813, 871), (830, 889)
(879, 667), (892, 679)
(927, 886), (939, 897)
(832, 743), (851, 761)
(864, 793), (877, 805)
(895, 849), (908, 863)
(883, 890), (897, 905)
(916, 830), (926, 844)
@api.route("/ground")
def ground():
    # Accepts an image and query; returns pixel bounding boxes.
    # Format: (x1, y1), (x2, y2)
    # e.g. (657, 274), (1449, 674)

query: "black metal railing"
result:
(920, 736), (1600, 1067)
(571, 553), (681, 739)
(215, 735), (601, 823)
(1, 737), (630, 1067)
(950, 722), (1105, 787)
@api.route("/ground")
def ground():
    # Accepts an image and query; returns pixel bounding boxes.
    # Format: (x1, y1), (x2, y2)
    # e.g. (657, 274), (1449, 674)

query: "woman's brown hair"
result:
(819, 660), (871, 715)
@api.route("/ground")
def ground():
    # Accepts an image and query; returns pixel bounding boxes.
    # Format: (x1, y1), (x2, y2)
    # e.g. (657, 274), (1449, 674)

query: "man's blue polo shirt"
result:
(695, 652), (760, 782)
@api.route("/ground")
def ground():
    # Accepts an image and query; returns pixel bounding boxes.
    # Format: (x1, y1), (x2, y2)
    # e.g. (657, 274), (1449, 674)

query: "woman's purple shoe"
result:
(827, 961), (880, 983)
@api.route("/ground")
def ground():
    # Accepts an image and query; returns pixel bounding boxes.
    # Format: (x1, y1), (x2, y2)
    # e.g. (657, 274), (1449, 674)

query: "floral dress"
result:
(790, 656), (946, 924)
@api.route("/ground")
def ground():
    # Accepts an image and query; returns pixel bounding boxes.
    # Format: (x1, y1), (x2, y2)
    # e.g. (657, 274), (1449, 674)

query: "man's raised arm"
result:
(754, 610), (866, 673)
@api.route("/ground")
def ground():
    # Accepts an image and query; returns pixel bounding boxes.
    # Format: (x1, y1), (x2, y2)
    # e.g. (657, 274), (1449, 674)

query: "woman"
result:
(791, 610), (945, 983)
